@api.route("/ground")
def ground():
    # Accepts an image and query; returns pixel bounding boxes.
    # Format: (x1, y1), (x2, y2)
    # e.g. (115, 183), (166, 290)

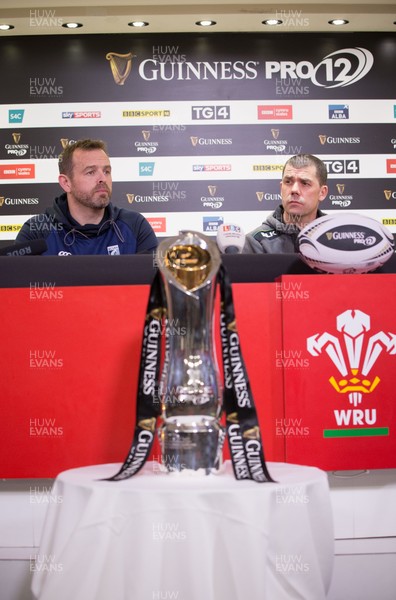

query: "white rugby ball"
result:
(298, 213), (395, 274)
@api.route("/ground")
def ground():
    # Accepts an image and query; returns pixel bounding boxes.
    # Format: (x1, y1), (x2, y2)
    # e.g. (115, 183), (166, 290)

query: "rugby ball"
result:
(298, 213), (395, 274)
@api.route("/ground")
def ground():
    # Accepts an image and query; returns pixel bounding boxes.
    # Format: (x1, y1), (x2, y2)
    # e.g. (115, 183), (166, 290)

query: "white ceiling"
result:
(0, 0), (395, 35)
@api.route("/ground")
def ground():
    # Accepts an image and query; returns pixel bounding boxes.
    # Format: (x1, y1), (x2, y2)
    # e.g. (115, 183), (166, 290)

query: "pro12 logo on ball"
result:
(298, 213), (394, 274)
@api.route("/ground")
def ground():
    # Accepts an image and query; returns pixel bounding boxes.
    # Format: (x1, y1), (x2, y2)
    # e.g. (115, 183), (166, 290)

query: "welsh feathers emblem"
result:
(307, 309), (396, 407)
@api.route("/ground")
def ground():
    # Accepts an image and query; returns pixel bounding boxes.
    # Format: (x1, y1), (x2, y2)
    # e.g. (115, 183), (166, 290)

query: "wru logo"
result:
(307, 309), (396, 407)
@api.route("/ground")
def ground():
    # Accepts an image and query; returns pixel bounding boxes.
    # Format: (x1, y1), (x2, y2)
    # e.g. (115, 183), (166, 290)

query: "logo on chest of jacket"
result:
(107, 245), (120, 255)
(258, 230), (277, 240)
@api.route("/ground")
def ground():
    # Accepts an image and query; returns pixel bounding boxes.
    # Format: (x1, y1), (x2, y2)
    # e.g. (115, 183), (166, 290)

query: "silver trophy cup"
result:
(156, 231), (225, 474)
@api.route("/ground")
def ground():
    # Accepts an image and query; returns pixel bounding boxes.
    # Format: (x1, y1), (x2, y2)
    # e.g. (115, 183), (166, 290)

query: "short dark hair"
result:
(282, 154), (328, 186)
(58, 139), (109, 176)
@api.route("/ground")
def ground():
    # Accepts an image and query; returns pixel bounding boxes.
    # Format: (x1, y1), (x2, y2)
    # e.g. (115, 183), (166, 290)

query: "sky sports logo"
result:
(62, 111), (101, 119)
(9, 110), (25, 123)
(193, 164), (231, 172)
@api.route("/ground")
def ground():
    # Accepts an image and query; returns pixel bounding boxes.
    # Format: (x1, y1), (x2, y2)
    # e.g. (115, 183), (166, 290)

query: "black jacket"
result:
(16, 194), (158, 255)
(244, 206), (326, 254)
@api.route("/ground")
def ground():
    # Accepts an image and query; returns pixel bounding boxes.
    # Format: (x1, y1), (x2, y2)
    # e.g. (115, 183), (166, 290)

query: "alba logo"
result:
(203, 216), (224, 232)
(329, 104), (349, 120)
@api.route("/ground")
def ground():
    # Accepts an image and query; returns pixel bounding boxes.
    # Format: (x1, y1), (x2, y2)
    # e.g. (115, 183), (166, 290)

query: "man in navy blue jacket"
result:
(16, 139), (158, 255)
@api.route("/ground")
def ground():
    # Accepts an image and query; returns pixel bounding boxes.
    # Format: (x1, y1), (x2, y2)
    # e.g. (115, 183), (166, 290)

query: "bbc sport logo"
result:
(9, 109), (25, 123)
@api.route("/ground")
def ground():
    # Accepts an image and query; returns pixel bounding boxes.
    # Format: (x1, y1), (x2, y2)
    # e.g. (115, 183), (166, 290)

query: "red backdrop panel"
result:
(1, 282), (283, 477)
(280, 274), (396, 470)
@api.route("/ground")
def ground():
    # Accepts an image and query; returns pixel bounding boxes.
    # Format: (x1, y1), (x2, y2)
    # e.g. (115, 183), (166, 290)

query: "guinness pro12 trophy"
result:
(156, 230), (225, 474)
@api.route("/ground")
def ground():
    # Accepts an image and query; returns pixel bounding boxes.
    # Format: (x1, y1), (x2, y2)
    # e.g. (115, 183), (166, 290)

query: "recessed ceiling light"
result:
(329, 19), (349, 26)
(128, 21), (149, 28)
(262, 19), (283, 26)
(62, 22), (83, 29)
(0, 24), (14, 30)
(196, 20), (216, 27)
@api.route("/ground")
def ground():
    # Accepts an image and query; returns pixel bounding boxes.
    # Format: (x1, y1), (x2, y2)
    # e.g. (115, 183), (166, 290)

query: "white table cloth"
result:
(31, 461), (334, 600)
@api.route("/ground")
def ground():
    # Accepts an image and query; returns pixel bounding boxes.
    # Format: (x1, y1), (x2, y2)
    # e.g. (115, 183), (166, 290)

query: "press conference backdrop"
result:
(0, 32), (395, 244)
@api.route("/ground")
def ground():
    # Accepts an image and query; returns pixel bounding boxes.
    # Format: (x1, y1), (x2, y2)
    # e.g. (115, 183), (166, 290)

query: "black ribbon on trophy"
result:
(107, 231), (273, 483)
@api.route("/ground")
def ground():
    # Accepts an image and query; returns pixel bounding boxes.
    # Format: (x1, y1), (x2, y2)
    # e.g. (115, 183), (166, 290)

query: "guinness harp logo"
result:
(319, 135), (327, 145)
(208, 185), (217, 197)
(106, 52), (134, 85)
(150, 307), (165, 321)
(271, 129), (279, 140)
(142, 130), (151, 142)
(0, 197), (5, 207)
(60, 138), (69, 149)
(384, 190), (392, 200)
(256, 191), (264, 202)
(226, 412), (239, 424)
(243, 426), (261, 440)
(12, 133), (21, 144)
(138, 417), (156, 432)
(227, 319), (237, 333)
(126, 194), (134, 204)
(190, 136), (199, 147)
(336, 183), (345, 194)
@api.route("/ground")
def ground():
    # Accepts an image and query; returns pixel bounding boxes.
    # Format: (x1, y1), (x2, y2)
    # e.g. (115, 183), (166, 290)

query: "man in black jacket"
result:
(16, 139), (158, 255)
(245, 154), (328, 253)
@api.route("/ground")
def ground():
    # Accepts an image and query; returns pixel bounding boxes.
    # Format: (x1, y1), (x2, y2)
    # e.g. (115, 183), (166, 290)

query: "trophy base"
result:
(159, 415), (225, 475)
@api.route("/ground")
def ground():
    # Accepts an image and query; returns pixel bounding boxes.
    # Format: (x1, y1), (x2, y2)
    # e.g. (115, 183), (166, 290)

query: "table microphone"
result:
(216, 224), (246, 254)
(0, 239), (48, 256)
